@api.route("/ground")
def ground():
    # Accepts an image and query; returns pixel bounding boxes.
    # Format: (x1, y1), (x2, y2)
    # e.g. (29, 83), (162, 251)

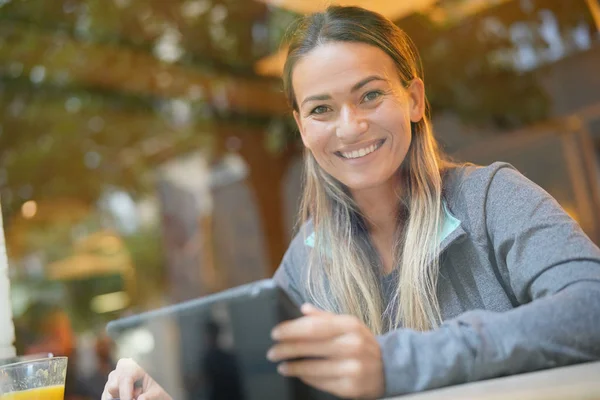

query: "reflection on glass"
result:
(200, 319), (243, 400)
(0, 0), (598, 398)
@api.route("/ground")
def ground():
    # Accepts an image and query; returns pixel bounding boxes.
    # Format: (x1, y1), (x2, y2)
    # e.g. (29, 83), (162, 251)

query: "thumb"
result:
(300, 303), (326, 315)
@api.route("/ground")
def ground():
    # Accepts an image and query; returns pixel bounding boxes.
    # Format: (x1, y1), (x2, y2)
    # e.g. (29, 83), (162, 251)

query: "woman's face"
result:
(292, 41), (425, 194)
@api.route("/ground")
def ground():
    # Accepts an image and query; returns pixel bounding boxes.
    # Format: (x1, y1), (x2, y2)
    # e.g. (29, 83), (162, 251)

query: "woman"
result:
(102, 6), (600, 400)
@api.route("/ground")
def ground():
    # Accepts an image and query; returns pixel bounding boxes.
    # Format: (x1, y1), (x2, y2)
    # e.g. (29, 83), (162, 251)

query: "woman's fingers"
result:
(102, 371), (120, 400)
(270, 310), (385, 399)
(269, 327), (378, 362)
(285, 358), (383, 399)
(119, 376), (136, 400)
(278, 358), (353, 379)
(102, 358), (148, 400)
(268, 341), (328, 361)
(272, 312), (359, 341)
(300, 303), (327, 315)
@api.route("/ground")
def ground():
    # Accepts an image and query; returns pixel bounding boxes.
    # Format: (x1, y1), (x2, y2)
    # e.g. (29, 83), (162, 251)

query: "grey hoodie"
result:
(273, 162), (600, 397)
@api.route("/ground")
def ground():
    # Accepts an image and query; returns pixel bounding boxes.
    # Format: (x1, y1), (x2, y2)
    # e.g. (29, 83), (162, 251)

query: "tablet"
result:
(106, 279), (338, 400)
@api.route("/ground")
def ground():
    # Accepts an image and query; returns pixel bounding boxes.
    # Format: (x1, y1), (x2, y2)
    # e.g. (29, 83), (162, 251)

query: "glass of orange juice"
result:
(0, 357), (67, 400)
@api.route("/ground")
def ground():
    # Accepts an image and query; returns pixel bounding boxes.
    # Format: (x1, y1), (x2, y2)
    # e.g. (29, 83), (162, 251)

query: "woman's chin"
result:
(341, 178), (392, 193)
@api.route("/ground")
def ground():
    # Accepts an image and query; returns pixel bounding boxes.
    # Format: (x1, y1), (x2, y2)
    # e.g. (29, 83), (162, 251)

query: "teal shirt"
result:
(303, 200), (461, 248)
(273, 162), (600, 397)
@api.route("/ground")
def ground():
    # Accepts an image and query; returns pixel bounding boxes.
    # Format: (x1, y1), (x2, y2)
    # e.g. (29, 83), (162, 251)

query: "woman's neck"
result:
(352, 183), (400, 274)
(351, 183), (399, 239)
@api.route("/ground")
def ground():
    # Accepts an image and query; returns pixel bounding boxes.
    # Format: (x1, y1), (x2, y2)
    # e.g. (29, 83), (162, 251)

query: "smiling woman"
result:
(283, 9), (450, 334)
(102, 5), (600, 400)
(292, 45), (417, 194)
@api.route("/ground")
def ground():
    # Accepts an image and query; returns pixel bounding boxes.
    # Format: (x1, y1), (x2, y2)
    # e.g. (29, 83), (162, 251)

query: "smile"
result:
(337, 139), (385, 160)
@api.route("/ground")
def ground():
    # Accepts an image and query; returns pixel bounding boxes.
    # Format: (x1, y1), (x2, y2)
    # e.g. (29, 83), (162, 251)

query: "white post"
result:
(0, 199), (16, 359)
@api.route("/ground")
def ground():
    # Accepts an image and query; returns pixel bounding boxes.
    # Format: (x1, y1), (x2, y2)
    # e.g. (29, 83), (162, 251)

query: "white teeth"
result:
(341, 142), (380, 159)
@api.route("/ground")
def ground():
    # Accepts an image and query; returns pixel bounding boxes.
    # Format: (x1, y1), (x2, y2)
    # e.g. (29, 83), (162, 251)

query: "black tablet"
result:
(106, 279), (338, 400)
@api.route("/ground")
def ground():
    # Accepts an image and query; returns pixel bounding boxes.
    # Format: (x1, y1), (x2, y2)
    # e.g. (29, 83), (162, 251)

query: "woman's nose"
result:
(336, 105), (368, 141)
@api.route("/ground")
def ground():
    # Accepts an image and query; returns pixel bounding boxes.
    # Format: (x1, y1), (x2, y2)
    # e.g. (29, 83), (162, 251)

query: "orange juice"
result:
(0, 385), (64, 400)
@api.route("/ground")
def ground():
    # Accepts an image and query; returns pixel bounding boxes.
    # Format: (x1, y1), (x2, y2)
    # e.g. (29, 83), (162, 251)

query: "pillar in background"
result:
(585, 0), (600, 32)
(0, 200), (16, 359)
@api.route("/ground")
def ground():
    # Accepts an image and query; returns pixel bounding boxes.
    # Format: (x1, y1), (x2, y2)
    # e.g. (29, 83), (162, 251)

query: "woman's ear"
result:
(407, 78), (426, 123)
(293, 110), (308, 147)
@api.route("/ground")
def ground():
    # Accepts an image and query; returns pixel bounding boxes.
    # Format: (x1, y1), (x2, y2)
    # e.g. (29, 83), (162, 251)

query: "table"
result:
(386, 361), (600, 400)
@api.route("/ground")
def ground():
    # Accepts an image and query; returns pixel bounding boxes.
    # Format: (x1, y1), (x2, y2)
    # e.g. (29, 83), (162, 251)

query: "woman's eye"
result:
(363, 90), (382, 102)
(311, 105), (329, 115)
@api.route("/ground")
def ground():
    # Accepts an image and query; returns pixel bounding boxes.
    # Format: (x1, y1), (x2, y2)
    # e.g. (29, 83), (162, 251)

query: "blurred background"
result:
(1, 0), (600, 398)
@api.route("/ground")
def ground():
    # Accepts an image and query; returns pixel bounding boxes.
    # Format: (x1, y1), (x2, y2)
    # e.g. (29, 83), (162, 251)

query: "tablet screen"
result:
(107, 280), (336, 400)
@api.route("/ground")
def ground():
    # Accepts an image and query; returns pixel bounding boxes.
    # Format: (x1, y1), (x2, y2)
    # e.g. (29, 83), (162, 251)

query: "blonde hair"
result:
(283, 6), (452, 333)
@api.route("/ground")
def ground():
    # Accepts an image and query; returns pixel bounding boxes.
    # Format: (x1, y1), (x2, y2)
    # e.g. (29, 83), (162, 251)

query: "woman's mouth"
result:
(336, 139), (385, 160)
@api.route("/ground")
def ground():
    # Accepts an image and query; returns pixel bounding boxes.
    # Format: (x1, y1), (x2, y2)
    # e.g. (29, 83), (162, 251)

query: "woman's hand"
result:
(101, 358), (173, 400)
(267, 304), (385, 399)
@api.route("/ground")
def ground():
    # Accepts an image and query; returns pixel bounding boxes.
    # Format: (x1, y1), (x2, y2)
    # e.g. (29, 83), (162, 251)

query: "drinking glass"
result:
(0, 356), (67, 400)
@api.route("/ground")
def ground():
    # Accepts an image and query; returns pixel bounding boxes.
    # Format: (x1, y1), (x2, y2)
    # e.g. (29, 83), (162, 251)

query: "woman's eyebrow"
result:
(300, 75), (388, 108)
(301, 93), (331, 108)
(350, 75), (387, 93)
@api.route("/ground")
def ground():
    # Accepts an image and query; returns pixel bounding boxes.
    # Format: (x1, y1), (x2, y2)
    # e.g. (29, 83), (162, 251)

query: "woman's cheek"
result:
(304, 121), (333, 149)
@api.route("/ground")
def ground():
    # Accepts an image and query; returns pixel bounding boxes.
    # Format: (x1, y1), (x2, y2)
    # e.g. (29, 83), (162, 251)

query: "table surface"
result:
(385, 361), (600, 400)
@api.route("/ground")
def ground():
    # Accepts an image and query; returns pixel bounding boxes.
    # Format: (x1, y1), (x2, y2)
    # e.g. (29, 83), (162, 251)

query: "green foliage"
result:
(121, 227), (166, 305)
(402, 0), (595, 128)
(1, 0), (595, 217)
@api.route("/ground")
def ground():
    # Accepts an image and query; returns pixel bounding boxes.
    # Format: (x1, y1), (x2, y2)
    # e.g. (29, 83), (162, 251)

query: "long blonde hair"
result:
(283, 6), (451, 333)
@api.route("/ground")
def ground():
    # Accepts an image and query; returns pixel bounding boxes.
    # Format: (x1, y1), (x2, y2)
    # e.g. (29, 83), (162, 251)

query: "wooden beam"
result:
(585, 0), (600, 31)
(0, 21), (289, 116)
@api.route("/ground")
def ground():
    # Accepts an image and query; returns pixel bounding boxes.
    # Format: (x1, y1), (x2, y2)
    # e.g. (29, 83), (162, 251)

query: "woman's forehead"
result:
(292, 42), (397, 97)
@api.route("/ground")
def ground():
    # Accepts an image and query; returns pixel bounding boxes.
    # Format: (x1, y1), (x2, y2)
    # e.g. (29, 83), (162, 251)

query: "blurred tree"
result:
(0, 0), (284, 220)
(1, 0), (594, 217)
(401, 0), (596, 128)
